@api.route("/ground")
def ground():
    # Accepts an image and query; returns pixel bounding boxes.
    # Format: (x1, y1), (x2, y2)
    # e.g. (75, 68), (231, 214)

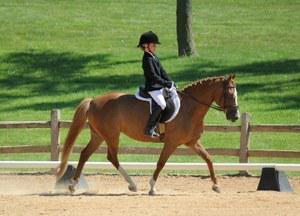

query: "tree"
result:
(176, 0), (196, 56)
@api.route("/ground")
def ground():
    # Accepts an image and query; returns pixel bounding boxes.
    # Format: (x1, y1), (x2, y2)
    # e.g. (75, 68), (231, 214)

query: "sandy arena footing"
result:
(0, 174), (299, 216)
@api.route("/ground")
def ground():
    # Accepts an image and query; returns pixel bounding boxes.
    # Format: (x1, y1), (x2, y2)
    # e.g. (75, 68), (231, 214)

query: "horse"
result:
(56, 74), (240, 195)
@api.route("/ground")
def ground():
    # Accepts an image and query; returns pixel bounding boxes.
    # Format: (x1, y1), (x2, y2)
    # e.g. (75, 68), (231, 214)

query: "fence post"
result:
(239, 112), (250, 175)
(51, 109), (60, 161)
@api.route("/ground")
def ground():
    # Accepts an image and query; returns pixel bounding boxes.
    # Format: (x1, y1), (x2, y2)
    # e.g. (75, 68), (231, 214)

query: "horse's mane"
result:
(182, 76), (226, 92)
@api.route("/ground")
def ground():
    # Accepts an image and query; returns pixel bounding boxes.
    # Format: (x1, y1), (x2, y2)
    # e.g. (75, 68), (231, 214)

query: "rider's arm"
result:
(143, 57), (171, 87)
(160, 65), (172, 82)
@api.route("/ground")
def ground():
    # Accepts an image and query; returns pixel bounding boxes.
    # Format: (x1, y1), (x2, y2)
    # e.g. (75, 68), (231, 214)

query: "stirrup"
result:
(145, 128), (160, 138)
(150, 130), (160, 138)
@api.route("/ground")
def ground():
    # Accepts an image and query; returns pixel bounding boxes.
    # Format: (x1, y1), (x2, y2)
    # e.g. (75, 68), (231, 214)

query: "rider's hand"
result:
(166, 81), (173, 89)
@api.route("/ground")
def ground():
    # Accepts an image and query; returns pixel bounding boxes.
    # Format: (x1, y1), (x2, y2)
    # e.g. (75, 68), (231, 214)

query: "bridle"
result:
(221, 82), (239, 111)
(178, 81), (239, 112)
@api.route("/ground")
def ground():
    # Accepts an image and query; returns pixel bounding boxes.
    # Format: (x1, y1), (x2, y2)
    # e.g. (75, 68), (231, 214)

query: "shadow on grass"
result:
(0, 50), (111, 94)
(172, 58), (300, 111)
(0, 49), (176, 94)
(0, 49), (299, 111)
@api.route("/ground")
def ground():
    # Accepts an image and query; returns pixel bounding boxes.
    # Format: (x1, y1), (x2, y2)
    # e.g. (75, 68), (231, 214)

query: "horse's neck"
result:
(182, 82), (219, 118)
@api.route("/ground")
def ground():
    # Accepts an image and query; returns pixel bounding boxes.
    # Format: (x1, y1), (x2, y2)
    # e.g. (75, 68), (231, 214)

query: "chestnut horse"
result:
(56, 75), (239, 195)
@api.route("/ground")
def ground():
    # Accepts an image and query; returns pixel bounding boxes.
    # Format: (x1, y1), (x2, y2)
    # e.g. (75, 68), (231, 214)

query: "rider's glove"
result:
(165, 81), (173, 89)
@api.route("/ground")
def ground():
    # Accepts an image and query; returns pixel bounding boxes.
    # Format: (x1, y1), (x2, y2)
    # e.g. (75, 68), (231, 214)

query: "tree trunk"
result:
(176, 0), (196, 56)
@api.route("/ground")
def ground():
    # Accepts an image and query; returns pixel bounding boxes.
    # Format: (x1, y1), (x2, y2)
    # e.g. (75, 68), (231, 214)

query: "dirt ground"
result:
(0, 174), (299, 216)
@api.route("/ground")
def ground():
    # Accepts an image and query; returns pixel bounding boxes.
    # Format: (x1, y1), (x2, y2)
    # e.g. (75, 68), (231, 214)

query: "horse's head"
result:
(214, 74), (240, 122)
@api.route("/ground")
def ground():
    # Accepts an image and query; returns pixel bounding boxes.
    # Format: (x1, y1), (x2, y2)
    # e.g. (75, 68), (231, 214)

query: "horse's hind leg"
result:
(106, 136), (137, 192)
(70, 129), (103, 190)
(186, 140), (220, 193)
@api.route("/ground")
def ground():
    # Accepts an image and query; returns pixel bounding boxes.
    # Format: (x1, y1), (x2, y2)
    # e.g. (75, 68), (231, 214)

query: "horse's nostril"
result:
(231, 117), (238, 122)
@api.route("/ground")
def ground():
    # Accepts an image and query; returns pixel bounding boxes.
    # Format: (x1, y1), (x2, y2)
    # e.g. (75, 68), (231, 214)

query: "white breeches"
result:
(148, 89), (167, 110)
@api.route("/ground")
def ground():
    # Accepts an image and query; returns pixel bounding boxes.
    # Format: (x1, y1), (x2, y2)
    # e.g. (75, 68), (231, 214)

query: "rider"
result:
(137, 31), (175, 138)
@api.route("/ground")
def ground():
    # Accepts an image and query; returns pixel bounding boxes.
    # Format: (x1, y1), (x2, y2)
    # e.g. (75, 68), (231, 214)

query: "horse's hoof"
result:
(212, 184), (221, 193)
(68, 184), (75, 194)
(148, 189), (156, 196)
(128, 184), (137, 192)
(68, 178), (78, 194)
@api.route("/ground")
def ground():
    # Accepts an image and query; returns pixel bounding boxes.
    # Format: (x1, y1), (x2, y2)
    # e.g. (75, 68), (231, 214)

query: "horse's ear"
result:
(228, 74), (236, 80)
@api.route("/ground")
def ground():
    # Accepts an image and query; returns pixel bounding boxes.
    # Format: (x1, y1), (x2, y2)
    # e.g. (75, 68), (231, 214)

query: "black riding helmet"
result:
(137, 31), (161, 47)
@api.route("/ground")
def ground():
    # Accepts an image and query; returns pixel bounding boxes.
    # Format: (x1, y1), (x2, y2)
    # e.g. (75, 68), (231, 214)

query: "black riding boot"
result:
(144, 106), (162, 138)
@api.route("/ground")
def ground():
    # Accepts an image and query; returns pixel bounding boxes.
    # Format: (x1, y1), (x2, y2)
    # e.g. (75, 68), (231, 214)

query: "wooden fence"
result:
(1, 109), (300, 169)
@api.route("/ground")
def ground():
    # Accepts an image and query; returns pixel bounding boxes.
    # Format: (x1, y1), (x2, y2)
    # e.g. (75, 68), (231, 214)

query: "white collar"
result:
(145, 51), (155, 59)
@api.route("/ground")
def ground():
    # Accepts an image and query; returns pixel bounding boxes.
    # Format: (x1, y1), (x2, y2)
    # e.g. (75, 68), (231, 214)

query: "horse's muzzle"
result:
(226, 108), (240, 122)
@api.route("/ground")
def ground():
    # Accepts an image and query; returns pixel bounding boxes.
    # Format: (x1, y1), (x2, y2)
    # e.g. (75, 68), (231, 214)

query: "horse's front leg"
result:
(149, 143), (177, 195)
(185, 139), (220, 193)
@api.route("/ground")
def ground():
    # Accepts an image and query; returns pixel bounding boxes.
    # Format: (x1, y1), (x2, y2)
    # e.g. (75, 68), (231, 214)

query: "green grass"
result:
(0, 0), (299, 173)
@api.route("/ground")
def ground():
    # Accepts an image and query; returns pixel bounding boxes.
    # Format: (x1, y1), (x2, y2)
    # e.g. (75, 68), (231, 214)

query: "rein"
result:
(177, 90), (224, 112)
(177, 82), (238, 112)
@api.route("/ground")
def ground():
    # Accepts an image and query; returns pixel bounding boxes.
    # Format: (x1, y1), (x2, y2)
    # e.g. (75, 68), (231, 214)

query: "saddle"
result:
(135, 86), (181, 125)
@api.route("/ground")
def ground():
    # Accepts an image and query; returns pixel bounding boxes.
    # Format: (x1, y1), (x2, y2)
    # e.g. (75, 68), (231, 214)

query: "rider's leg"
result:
(144, 89), (166, 137)
(149, 89), (167, 111)
(144, 104), (162, 137)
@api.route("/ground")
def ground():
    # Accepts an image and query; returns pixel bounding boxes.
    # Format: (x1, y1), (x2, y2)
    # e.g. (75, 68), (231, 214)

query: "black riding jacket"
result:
(142, 51), (172, 91)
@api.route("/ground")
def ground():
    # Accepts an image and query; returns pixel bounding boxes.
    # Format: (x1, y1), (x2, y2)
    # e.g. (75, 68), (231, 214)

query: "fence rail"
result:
(2, 121), (300, 132)
(1, 145), (300, 159)
(0, 110), (299, 173)
(1, 161), (300, 171)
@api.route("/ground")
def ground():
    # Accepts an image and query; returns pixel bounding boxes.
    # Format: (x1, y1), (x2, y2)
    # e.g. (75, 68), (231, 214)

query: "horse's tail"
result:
(56, 98), (93, 179)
